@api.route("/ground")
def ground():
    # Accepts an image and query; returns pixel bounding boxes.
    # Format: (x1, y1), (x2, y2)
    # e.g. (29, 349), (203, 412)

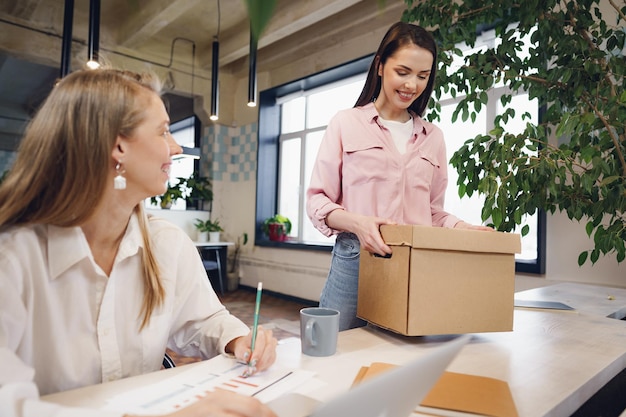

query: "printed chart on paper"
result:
(103, 356), (315, 415)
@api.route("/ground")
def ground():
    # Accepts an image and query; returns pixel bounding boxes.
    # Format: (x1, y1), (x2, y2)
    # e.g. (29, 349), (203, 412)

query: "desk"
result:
(43, 284), (626, 417)
(194, 241), (233, 294)
(43, 308), (626, 416)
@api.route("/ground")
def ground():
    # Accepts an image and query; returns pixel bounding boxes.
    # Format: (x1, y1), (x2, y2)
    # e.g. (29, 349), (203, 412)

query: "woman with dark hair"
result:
(307, 22), (491, 331)
(0, 68), (277, 417)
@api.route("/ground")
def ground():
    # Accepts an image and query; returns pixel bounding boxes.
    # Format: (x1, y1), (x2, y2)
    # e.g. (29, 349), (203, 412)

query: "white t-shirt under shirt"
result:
(378, 116), (413, 155)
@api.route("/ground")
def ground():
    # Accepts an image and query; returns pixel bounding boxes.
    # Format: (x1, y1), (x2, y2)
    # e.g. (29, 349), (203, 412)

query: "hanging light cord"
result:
(165, 37), (196, 99)
(216, 0), (221, 40)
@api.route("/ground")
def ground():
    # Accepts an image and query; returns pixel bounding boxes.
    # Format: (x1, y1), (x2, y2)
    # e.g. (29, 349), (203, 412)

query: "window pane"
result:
(439, 101), (487, 226)
(306, 76), (365, 129)
(497, 92), (539, 261)
(281, 97), (305, 133)
(278, 137), (302, 237)
(172, 125), (195, 148)
(497, 93), (538, 134)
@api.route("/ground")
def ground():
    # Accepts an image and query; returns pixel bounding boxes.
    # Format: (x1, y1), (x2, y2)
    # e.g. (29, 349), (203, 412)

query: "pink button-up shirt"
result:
(307, 102), (460, 237)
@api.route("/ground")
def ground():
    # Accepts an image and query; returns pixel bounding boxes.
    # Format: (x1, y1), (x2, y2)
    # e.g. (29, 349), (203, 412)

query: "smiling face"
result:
(375, 44), (434, 121)
(114, 92), (182, 201)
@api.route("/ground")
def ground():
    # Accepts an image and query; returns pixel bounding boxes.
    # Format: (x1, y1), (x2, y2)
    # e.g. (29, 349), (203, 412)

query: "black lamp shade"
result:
(210, 39), (219, 120)
(247, 29), (257, 107)
(87, 0), (100, 65)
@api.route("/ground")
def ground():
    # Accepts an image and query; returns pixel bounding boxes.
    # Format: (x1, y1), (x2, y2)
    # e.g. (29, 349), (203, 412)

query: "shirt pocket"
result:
(343, 143), (389, 186)
(406, 150), (440, 190)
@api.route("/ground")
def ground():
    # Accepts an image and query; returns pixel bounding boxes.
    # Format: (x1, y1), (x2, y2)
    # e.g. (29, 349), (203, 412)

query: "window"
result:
(257, 29), (545, 273)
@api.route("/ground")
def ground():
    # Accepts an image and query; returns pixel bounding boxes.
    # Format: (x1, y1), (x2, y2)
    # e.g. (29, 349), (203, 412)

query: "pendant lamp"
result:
(86, 0), (100, 69)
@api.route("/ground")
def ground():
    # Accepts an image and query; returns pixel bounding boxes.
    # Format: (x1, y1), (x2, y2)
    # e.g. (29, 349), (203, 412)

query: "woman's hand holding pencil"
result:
(235, 326), (277, 377)
(226, 283), (277, 377)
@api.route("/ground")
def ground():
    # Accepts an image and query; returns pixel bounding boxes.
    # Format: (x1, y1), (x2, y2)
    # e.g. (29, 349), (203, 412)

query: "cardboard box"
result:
(357, 225), (521, 336)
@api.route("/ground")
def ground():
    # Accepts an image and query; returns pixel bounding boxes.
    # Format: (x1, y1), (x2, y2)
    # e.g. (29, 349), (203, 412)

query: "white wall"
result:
(146, 208), (208, 241)
(542, 211), (626, 288)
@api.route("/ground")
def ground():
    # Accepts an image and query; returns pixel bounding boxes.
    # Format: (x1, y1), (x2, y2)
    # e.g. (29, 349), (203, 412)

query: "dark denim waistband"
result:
(337, 232), (359, 242)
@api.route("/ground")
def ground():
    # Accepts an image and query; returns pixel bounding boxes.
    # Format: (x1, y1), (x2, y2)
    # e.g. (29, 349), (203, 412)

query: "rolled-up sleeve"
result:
(306, 115), (346, 237)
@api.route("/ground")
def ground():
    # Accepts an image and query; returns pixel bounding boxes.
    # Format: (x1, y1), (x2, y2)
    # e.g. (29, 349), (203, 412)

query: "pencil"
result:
(250, 281), (263, 355)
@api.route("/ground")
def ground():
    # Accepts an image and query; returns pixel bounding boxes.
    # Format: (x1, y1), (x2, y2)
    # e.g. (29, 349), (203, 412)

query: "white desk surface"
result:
(193, 241), (234, 247)
(43, 283), (626, 417)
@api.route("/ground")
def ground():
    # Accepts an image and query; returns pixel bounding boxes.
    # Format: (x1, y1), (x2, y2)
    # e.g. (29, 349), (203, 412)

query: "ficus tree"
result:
(402, 0), (626, 265)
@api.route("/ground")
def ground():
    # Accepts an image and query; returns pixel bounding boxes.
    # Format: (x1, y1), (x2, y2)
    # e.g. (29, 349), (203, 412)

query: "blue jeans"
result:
(319, 232), (367, 331)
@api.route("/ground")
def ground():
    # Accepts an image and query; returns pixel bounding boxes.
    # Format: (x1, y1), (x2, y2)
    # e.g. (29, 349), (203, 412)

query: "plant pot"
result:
(197, 231), (208, 242)
(209, 231), (221, 242)
(227, 271), (240, 292)
(268, 223), (288, 242)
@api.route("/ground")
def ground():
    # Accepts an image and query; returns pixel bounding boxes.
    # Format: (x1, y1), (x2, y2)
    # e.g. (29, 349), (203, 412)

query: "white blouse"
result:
(0, 214), (250, 417)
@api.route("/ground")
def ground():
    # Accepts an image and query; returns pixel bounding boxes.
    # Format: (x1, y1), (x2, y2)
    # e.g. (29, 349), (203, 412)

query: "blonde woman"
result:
(0, 69), (277, 417)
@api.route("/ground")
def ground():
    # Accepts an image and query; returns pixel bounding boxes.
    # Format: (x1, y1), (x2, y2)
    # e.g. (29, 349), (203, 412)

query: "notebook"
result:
(268, 334), (471, 417)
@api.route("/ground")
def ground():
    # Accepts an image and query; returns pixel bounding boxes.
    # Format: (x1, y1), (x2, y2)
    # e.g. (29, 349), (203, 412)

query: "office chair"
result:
(202, 248), (225, 295)
(162, 352), (176, 369)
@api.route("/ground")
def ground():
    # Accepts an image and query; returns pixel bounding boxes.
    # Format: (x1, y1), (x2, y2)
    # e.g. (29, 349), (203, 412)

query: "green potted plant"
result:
(228, 232), (249, 274)
(150, 180), (185, 209)
(195, 218), (224, 242)
(262, 214), (292, 242)
(185, 174), (213, 211)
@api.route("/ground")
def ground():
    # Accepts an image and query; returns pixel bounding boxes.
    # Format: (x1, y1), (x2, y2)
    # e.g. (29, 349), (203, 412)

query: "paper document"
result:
(103, 355), (315, 415)
(354, 363), (518, 417)
(514, 299), (575, 310)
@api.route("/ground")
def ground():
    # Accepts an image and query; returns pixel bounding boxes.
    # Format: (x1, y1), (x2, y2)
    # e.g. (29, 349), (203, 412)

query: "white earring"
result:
(114, 161), (126, 190)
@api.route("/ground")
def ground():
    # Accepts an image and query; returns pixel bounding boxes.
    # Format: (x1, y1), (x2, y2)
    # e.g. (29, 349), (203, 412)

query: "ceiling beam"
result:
(217, 0), (364, 67)
(0, 0), (43, 19)
(115, 0), (205, 48)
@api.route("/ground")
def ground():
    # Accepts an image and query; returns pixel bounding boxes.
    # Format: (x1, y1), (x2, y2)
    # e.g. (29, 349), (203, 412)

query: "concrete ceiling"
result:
(0, 0), (407, 151)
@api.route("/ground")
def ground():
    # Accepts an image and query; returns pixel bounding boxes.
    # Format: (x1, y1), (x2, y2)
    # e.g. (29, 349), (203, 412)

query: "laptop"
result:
(268, 334), (471, 417)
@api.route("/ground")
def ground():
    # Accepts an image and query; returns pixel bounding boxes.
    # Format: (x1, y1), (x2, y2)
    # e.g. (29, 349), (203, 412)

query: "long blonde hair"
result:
(0, 68), (166, 329)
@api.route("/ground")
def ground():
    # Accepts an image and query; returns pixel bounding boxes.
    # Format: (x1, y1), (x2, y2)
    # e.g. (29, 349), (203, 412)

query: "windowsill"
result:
(255, 239), (333, 252)
(255, 237), (542, 273)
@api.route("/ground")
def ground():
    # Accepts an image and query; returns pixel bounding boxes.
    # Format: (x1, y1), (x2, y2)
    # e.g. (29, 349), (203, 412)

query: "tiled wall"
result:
(205, 123), (257, 182)
(0, 150), (16, 173)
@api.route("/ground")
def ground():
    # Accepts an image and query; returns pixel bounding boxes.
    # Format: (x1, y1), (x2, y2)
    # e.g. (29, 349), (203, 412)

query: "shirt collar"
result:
(48, 212), (143, 280)
(361, 101), (430, 135)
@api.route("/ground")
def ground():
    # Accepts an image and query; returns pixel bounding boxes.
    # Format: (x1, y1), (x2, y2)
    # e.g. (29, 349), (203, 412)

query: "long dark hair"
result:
(355, 22), (437, 116)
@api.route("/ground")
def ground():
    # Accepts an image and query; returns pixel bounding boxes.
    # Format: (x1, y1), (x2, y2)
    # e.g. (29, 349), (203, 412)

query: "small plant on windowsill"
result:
(262, 214), (292, 242)
(195, 218), (224, 242)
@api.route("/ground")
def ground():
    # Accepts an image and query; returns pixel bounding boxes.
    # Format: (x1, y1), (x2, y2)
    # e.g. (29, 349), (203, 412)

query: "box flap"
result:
(380, 225), (521, 254)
